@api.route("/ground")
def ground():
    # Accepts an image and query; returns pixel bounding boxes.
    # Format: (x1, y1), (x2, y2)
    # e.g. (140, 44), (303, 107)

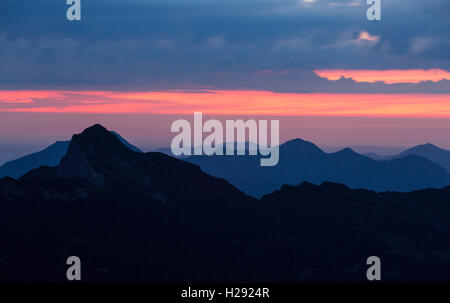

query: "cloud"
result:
(314, 69), (450, 84)
(0, 0), (448, 92)
(357, 31), (380, 43)
(409, 37), (436, 54)
(329, 1), (361, 7)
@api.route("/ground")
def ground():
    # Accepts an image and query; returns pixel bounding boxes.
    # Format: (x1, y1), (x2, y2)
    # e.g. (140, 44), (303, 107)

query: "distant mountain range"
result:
(364, 143), (450, 173)
(0, 131), (141, 179)
(1, 124), (450, 282)
(186, 139), (450, 198)
(1, 130), (450, 199)
(324, 145), (406, 156)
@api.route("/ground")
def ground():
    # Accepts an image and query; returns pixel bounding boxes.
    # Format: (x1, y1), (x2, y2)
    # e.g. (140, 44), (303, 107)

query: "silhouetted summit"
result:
(281, 138), (323, 152)
(22, 124), (247, 201)
(69, 124), (131, 155)
(0, 126), (142, 180)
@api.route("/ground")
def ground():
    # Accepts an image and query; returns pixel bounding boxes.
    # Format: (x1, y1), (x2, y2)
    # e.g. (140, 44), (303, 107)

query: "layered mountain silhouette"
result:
(0, 131), (142, 179)
(1, 124), (450, 282)
(375, 143), (450, 173)
(187, 139), (450, 198)
(5, 132), (450, 199)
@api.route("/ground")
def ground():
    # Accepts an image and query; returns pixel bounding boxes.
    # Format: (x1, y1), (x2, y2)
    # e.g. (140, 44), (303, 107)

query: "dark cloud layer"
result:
(0, 0), (449, 92)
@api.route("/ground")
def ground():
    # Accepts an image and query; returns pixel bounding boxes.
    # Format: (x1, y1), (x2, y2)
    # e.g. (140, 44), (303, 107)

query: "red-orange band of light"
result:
(0, 90), (449, 117)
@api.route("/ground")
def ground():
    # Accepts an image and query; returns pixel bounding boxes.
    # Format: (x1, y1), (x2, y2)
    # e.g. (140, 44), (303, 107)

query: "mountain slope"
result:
(110, 131), (143, 153)
(186, 139), (450, 198)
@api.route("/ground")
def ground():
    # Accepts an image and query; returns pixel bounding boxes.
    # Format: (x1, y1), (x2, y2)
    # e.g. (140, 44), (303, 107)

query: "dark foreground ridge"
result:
(1, 124), (450, 282)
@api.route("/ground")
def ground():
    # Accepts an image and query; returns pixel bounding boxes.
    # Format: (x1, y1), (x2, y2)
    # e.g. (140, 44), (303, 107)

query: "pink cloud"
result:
(357, 31), (380, 42)
(315, 69), (450, 84)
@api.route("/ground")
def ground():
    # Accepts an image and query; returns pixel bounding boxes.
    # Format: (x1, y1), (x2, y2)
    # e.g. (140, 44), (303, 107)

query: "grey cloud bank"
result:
(0, 0), (449, 92)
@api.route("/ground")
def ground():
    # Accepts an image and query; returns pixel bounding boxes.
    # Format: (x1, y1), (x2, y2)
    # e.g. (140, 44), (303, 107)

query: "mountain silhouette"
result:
(0, 130), (142, 180)
(1, 125), (450, 282)
(0, 141), (69, 179)
(187, 138), (450, 198)
(392, 143), (450, 173)
(21, 124), (247, 202)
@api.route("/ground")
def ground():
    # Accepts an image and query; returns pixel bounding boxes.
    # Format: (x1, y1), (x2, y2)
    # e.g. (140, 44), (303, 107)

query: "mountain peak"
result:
(338, 147), (356, 154)
(402, 142), (448, 154)
(70, 124), (131, 156)
(423, 142), (439, 149)
(55, 125), (133, 188)
(331, 147), (370, 161)
(281, 138), (324, 153)
(284, 138), (310, 145)
(80, 124), (108, 135)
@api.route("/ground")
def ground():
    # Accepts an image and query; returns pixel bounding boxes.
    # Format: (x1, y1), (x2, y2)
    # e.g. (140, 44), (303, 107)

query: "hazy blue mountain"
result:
(362, 152), (388, 161)
(0, 141), (70, 179)
(0, 131), (142, 179)
(364, 143), (450, 173)
(323, 145), (406, 155)
(187, 138), (450, 198)
(392, 143), (450, 173)
(0, 143), (46, 166)
(154, 142), (258, 158)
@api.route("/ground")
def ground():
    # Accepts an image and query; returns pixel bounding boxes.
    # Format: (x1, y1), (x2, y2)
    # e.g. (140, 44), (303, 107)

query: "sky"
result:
(0, 0), (449, 162)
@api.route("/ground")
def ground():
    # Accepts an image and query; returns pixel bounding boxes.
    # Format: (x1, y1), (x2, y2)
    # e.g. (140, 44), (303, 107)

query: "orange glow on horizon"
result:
(0, 90), (449, 118)
(314, 69), (450, 84)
